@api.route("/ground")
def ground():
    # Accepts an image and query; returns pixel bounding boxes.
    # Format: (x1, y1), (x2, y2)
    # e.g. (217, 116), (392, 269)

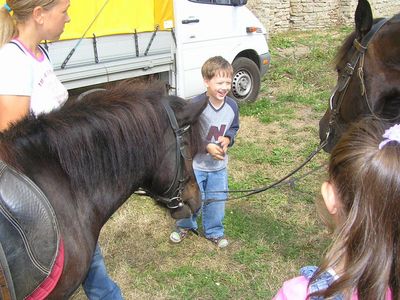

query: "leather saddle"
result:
(0, 161), (60, 300)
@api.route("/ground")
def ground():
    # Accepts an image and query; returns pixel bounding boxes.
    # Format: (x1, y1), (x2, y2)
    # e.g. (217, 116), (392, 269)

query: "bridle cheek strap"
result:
(140, 101), (192, 209)
(137, 101), (191, 209)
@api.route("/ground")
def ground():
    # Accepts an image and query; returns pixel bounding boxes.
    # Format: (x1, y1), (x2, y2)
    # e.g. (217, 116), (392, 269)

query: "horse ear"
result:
(355, 0), (373, 40)
(177, 95), (208, 127)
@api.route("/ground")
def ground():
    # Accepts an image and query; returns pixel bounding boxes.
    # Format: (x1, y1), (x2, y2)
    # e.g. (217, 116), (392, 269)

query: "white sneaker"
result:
(208, 237), (229, 248)
(169, 228), (189, 243)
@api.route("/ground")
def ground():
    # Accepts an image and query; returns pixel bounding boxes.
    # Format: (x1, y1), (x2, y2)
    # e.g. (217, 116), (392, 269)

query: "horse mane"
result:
(0, 80), (203, 197)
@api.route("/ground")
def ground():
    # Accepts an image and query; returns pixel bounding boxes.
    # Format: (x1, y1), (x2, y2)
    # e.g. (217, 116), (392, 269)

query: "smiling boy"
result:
(170, 56), (240, 248)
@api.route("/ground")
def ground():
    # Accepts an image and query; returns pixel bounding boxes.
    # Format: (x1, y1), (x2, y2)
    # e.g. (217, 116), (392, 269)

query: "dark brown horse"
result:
(0, 81), (206, 299)
(319, 0), (400, 152)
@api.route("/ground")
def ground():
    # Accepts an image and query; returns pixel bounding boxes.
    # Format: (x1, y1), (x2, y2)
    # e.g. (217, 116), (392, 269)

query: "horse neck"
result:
(67, 152), (156, 227)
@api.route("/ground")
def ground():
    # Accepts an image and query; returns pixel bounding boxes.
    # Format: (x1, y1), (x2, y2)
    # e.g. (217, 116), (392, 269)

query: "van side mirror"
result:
(231, 0), (247, 6)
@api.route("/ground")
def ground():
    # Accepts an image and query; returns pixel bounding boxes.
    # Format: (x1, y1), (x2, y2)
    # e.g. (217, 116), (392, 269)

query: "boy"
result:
(170, 56), (240, 248)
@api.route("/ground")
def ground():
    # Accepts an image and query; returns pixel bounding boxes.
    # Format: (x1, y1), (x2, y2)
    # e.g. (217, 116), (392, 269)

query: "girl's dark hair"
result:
(310, 118), (399, 300)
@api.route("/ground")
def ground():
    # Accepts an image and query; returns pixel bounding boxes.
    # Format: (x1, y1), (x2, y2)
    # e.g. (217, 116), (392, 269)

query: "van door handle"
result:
(182, 19), (199, 24)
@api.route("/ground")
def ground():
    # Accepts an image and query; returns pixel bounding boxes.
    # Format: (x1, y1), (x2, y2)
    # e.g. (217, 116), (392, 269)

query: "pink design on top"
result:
(272, 276), (392, 300)
(13, 38), (45, 62)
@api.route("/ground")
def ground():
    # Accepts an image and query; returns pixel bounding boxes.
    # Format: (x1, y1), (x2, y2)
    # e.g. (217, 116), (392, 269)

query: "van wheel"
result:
(229, 57), (260, 103)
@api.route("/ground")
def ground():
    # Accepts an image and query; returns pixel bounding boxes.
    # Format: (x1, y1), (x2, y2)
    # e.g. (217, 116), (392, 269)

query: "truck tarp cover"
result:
(60, 0), (174, 40)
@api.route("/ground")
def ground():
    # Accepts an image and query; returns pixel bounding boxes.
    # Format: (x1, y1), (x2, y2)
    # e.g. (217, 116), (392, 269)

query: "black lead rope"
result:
(203, 139), (327, 204)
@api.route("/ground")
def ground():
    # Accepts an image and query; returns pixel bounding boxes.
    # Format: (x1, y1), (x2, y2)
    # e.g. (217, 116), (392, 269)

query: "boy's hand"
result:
(217, 136), (230, 153)
(206, 137), (230, 160)
(206, 143), (225, 160)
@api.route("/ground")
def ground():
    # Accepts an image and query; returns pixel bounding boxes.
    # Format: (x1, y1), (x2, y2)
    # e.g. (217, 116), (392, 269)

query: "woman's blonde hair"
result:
(0, 0), (58, 47)
(309, 118), (400, 299)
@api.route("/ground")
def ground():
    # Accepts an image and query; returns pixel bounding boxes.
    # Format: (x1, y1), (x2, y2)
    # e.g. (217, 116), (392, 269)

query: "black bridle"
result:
(138, 102), (192, 209)
(160, 102), (192, 208)
(322, 18), (388, 145)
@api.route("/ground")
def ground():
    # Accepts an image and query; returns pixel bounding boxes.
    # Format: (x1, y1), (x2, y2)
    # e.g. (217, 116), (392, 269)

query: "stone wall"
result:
(247, 0), (400, 34)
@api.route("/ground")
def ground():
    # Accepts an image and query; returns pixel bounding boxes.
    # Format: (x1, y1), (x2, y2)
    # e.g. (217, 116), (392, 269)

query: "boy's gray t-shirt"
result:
(192, 93), (240, 172)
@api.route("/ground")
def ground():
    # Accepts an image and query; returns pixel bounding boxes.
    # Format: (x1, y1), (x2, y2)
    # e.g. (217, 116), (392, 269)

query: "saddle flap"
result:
(0, 162), (60, 299)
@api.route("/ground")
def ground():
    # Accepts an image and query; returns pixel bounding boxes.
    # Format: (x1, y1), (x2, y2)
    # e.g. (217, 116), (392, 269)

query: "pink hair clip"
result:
(378, 124), (400, 149)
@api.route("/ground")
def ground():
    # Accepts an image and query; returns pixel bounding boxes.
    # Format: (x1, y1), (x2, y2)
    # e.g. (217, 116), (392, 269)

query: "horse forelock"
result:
(334, 31), (356, 69)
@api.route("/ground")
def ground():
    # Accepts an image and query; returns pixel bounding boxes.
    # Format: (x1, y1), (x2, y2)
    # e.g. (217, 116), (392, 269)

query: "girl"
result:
(273, 118), (398, 299)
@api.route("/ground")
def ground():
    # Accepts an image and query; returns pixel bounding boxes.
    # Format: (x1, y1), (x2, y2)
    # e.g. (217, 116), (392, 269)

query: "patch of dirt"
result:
(237, 115), (271, 144)
(275, 45), (311, 58)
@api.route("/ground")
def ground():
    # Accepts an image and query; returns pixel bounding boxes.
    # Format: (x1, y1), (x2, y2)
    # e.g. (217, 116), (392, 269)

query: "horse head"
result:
(75, 82), (207, 220)
(141, 94), (207, 219)
(319, 0), (400, 152)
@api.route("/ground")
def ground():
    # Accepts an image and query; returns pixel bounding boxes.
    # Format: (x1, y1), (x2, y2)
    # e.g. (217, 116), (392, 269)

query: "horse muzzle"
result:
(170, 193), (201, 219)
(170, 203), (193, 219)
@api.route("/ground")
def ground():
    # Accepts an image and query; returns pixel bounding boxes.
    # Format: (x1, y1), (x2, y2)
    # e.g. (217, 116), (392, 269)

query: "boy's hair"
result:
(310, 118), (400, 299)
(0, 0), (60, 47)
(201, 56), (233, 80)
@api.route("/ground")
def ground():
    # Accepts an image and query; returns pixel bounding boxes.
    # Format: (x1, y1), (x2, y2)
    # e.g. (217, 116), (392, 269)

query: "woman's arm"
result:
(0, 95), (30, 131)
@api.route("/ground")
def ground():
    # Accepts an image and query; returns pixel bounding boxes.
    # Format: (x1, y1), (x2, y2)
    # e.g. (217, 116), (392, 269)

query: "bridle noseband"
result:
(140, 101), (192, 209)
(323, 18), (388, 145)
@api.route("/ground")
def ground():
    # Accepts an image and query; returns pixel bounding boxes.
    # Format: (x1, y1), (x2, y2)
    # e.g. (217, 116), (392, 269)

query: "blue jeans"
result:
(176, 168), (228, 238)
(82, 244), (123, 300)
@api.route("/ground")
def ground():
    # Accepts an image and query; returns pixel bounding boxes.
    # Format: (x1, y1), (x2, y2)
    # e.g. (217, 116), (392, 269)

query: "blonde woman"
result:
(0, 1), (123, 298)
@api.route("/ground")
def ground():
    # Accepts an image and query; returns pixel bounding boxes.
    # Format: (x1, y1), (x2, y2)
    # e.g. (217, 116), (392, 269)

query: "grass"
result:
(72, 26), (351, 299)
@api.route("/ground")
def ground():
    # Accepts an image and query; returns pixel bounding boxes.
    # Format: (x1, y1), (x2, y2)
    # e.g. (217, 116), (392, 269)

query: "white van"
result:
(48, 0), (270, 102)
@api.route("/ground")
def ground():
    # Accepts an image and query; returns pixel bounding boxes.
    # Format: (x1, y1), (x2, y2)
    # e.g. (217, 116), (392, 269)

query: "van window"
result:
(188, 0), (245, 6)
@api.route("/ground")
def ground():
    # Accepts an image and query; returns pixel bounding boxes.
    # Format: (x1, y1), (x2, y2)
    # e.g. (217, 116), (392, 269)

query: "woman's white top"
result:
(0, 39), (68, 114)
